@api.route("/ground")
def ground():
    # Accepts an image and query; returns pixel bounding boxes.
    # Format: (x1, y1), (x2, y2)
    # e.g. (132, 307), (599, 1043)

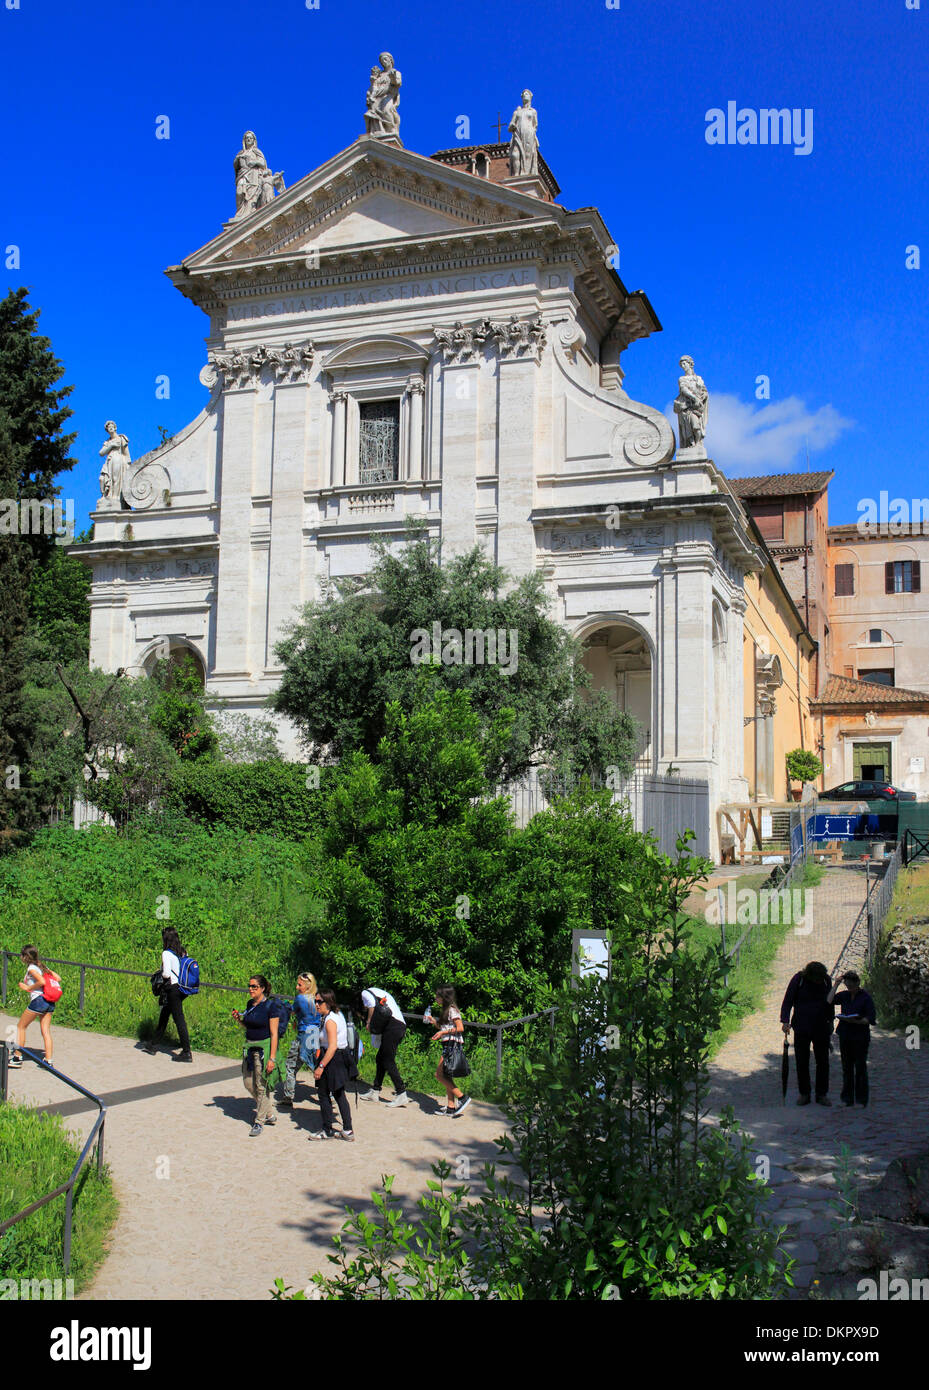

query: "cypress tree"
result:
(0, 289), (77, 831)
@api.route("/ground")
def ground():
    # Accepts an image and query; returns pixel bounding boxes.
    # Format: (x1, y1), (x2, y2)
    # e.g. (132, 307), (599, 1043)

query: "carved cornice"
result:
(206, 340), (315, 390)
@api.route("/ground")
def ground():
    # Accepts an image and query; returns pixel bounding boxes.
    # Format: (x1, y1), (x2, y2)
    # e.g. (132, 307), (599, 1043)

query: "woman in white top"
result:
(359, 986), (409, 1107)
(427, 985), (471, 1116)
(309, 990), (355, 1141)
(10, 944), (56, 1067)
(143, 927), (192, 1061)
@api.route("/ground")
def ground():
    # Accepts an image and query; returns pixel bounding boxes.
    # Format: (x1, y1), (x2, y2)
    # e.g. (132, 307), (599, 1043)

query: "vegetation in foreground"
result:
(273, 843), (790, 1301)
(0, 1104), (117, 1293)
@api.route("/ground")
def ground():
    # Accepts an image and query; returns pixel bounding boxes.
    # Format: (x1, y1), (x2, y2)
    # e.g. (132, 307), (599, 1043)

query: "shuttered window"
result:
(885, 560), (921, 593)
(834, 563), (855, 596)
(753, 502), (784, 541)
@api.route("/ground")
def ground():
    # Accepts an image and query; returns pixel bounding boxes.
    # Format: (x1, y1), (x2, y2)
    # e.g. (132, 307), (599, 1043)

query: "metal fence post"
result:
(0, 1040), (7, 1102)
(96, 1117), (105, 1176)
(63, 1185), (74, 1276)
(79, 965), (86, 1014)
(1, 949), (7, 1007)
(496, 1025), (503, 1079)
(865, 861), (873, 965)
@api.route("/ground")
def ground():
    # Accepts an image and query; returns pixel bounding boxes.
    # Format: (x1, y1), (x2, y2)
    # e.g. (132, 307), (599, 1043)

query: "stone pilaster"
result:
(212, 389), (256, 681)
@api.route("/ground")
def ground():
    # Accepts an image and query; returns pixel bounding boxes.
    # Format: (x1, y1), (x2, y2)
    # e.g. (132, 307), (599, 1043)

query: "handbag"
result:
(442, 1038), (471, 1079)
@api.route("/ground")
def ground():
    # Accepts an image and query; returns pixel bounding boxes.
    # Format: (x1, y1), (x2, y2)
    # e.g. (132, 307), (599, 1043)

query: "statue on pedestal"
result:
(98, 421), (130, 509)
(674, 356), (709, 451)
(508, 90), (539, 176)
(364, 53), (401, 139)
(233, 131), (285, 218)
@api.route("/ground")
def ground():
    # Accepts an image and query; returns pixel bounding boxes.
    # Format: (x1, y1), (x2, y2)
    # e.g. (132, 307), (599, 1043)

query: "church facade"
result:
(73, 72), (774, 850)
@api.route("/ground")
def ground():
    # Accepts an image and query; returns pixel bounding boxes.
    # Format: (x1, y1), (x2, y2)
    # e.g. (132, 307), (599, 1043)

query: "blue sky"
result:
(1, 0), (926, 530)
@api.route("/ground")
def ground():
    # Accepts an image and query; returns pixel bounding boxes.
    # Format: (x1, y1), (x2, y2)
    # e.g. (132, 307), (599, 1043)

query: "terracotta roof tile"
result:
(728, 471), (834, 498)
(814, 673), (929, 706)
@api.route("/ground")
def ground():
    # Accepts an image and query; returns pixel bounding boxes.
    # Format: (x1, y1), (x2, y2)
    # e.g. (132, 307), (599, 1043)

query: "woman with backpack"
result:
(9, 945), (59, 1068)
(277, 971), (321, 1110)
(232, 974), (281, 1137)
(308, 989), (356, 1142)
(143, 927), (193, 1063)
(427, 985), (471, 1117)
(359, 985), (408, 1107)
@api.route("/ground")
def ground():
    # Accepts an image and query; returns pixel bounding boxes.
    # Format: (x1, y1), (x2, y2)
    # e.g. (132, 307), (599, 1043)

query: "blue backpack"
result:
(269, 995), (293, 1034)
(177, 956), (200, 998)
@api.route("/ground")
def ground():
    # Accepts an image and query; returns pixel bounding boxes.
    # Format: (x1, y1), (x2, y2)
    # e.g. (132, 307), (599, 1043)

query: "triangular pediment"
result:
(179, 136), (555, 272)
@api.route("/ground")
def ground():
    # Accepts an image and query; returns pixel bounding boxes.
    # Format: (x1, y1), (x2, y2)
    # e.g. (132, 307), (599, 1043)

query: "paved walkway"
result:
(0, 1016), (506, 1300)
(708, 866), (929, 1294)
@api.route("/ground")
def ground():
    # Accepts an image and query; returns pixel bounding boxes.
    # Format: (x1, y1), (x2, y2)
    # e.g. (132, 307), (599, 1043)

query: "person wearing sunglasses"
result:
(308, 990), (355, 1141)
(232, 975), (280, 1137)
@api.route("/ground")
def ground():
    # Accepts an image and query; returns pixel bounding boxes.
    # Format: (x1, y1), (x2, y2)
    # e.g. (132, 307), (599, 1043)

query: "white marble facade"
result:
(74, 131), (764, 840)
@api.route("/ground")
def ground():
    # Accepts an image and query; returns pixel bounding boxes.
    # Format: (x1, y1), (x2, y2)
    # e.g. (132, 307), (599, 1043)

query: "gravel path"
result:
(1, 1015), (506, 1301)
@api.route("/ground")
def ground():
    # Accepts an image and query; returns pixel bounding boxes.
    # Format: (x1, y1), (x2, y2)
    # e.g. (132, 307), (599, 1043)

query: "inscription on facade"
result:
(226, 269), (536, 322)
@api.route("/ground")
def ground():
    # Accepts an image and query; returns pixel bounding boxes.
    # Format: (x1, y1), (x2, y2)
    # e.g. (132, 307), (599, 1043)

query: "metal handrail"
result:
(1, 951), (558, 1079)
(0, 1045), (106, 1275)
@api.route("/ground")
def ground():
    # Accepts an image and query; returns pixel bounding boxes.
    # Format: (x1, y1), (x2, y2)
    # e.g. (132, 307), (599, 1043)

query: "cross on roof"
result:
(493, 111), (505, 142)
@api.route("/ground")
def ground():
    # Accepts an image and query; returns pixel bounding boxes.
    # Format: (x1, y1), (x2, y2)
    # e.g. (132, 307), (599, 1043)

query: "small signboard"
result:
(790, 822), (804, 863)
(807, 813), (865, 841)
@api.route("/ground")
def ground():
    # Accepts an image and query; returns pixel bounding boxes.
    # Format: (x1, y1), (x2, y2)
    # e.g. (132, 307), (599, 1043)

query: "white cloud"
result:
(663, 393), (854, 475)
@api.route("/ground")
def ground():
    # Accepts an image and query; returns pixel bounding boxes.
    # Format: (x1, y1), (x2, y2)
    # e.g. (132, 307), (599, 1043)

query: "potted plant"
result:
(785, 748), (822, 801)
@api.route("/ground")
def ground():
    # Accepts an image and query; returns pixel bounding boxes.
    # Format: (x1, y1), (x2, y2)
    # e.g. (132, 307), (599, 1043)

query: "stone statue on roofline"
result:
(365, 52), (402, 140)
(674, 355), (709, 454)
(98, 420), (130, 509)
(233, 131), (285, 218)
(508, 89), (539, 176)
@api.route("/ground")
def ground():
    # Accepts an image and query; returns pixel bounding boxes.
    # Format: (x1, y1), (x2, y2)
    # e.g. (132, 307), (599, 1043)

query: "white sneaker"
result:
(384, 1092), (409, 1107)
(359, 1089), (381, 1102)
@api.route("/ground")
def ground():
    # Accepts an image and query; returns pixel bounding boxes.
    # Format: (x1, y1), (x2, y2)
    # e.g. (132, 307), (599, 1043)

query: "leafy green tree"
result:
(273, 526), (637, 785)
(150, 655), (218, 761)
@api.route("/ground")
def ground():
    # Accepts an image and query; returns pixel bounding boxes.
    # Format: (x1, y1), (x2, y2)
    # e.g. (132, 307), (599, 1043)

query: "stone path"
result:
(0, 1015), (506, 1300)
(708, 865), (929, 1295)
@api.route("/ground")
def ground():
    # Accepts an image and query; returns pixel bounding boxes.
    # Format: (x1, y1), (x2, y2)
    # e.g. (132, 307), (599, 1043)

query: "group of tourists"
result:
(780, 961), (876, 1107)
(139, 928), (471, 1138)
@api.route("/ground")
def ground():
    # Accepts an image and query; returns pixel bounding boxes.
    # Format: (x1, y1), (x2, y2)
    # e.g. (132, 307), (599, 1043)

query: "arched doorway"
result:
(580, 620), (653, 771)
(141, 639), (207, 689)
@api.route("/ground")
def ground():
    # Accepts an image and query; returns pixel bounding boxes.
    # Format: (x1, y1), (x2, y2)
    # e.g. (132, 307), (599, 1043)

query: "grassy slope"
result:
(869, 861), (929, 1027)
(0, 1105), (118, 1292)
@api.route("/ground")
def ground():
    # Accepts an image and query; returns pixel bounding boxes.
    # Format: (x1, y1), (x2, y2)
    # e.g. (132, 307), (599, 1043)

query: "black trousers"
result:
(839, 1031), (870, 1104)
(154, 984), (191, 1053)
(794, 1031), (830, 1097)
(317, 1067), (353, 1132)
(374, 1019), (407, 1093)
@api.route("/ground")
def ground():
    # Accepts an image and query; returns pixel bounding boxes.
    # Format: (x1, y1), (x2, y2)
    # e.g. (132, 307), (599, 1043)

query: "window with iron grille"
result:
(885, 559), (921, 594)
(359, 400), (400, 485)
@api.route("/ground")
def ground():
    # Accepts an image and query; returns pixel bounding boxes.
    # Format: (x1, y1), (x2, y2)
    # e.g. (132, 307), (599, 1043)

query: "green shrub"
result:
(165, 760), (329, 838)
